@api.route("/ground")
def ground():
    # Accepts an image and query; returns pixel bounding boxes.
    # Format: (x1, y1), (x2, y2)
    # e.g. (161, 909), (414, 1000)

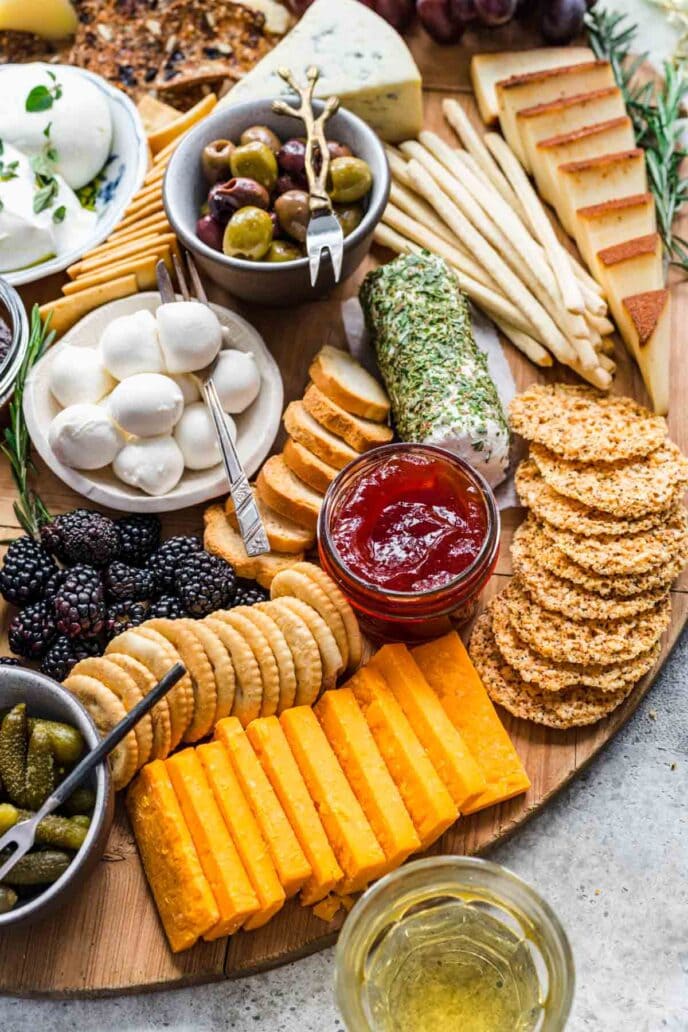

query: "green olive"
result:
(240, 124), (282, 154)
(328, 156), (373, 204)
(201, 139), (236, 184)
(222, 206), (274, 260)
(230, 141), (278, 191)
(335, 203), (364, 238)
(274, 189), (310, 243)
(266, 240), (303, 263)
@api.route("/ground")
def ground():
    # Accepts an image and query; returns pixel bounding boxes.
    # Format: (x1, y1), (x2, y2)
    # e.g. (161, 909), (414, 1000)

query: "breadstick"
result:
(492, 320), (553, 367)
(384, 145), (412, 187)
(389, 181), (457, 250)
(586, 312), (615, 336)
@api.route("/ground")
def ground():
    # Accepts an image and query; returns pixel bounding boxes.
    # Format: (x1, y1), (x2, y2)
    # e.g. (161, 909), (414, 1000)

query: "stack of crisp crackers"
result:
(470, 384), (688, 729)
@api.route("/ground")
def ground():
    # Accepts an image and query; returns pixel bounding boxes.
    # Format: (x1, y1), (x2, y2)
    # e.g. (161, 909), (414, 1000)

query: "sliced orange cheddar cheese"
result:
(315, 688), (420, 867)
(347, 667), (457, 848)
(369, 645), (487, 812)
(246, 716), (344, 905)
(166, 749), (259, 939)
(412, 632), (531, 814)
(214, 717), (311, 898)
(126, 760), (219, 952)
(280, 706), (388, 893)
(197, 740), (285, 929)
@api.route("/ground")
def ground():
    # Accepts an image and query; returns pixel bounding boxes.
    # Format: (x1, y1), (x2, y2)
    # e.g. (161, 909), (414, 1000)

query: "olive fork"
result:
(157, 255), (270, 557)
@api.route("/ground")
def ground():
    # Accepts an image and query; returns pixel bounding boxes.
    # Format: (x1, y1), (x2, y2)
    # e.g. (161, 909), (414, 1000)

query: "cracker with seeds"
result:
(105, 653), (171, 760)
(205, 616), (264, 726)
(71, 656), (152, 769)
(257, 600), (322, 708)
(63, 674), (138, 788)
(144, 618), (217, 742)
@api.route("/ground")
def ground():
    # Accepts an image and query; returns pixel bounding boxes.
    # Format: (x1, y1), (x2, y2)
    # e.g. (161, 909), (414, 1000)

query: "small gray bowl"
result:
(163, 98), (390, 306)
(0, 668), (114, 928)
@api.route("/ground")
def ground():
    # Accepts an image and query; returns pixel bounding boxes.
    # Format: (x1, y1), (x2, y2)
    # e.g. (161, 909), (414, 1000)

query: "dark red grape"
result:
(277, 138), (307, 176)
(417, 0), (465, 43)
(474, 0), (516, 26)
(196, 214), (223, 251)
(373, 0), (416, 31)
(449, 0), (477, 22)
(541, 0), (586, 42)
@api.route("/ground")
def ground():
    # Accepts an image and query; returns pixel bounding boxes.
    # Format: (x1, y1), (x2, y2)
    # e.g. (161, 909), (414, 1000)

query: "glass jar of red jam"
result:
(318, 443), (500, 642)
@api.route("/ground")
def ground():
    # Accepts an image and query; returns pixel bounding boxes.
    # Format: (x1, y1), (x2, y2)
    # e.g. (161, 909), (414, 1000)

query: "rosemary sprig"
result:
(1, 306), (53, 538)
(585, 6), (688, 274)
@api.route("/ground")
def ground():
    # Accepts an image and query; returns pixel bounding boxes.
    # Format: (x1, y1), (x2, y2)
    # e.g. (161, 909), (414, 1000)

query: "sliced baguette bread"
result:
(204, 504), (303, 588)
(303, 384), (393, 453)
(309, 345), (390, 422)
(283, 401), (359, 470)
(256, 454), (324, 531)
(226, 487), (315, 553)
(283, 437), (338, 495)
(255, 551), (304, 590)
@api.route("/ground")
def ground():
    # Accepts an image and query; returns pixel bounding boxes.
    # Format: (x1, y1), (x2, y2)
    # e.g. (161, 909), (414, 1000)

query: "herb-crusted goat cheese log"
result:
(360, 252), (510, 486)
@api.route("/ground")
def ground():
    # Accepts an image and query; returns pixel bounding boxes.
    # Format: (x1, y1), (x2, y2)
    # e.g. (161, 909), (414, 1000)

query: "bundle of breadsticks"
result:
(375, 98), (615, 389)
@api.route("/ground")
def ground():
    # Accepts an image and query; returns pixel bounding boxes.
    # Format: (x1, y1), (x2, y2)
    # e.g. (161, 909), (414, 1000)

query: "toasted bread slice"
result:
(204, 504), (302, 588)
(255, 551), (304, 590)
(283, 401), (359, 470)
(256, 455), (324, 531)
(303, 385), (393, 453)
(308, 345), (390, 422)
(283, 438), (338, 495)
(226, 488), (315, 553)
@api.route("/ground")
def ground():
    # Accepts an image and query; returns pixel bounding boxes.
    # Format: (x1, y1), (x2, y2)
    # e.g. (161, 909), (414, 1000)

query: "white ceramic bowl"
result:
(23, 293), (284, 513)
(0, 63), (148, 287)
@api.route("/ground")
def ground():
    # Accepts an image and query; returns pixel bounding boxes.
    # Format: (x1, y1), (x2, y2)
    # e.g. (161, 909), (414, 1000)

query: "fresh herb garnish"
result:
(25, 74), (63, 114)
(33, 179), (59, 214)
(0, 160), (19, 183)
(29, 123), (61, 215)
(52, 205), (66, 223)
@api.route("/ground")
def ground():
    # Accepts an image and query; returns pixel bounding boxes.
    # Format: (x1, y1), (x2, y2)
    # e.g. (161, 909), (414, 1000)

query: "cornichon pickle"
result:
(0, 885), (17, 913)
(0, 801), (18, 834)
(26, 719), (85, 767)
(62, 786), (96, 816)
(24, 723), (55, 811)
(0, 704), (28, 805)
(70, 815), (92, 830)
(1, 850), (71, 886)
(0, 802), (88, 849)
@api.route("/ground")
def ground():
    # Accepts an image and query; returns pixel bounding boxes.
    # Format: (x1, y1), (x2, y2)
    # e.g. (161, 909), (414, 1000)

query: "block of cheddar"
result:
(246, 716), (344, 905)
(412, 633), (530, 813)
(370, 645), (486, 812)
(126, 760), (219, 952)
(214, 717), (311, 898)
(315, 688), (420, 868)
(347, 667), (457, 848)
(280, 706), (388, 893)
(166, 749), (259, 939)
(197, 741), (285, 930)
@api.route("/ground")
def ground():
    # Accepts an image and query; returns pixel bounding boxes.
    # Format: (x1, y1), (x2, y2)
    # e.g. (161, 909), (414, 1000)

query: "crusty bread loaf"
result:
(283, 437), (338, 495)
(283, 401), (358, 470)
(303, 384), (394, 452)
(204, 504), (302, 588)
(256, 454), (324, 531)
(226, 488), (315, 553)
(309, 345), (390, 422)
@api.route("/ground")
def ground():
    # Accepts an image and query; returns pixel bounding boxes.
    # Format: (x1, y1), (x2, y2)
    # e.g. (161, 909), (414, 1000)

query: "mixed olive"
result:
(196, 124), (374, 263)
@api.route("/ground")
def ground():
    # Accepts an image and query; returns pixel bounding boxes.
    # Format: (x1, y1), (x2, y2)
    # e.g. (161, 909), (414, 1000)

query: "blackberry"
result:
(53, 565), (106, 639)
(41, 509), (119, 568)
(232, 580), (269, 608)
(8, 600), (57, 659)
(0, 657), (21, 667)
(175, 552), (236, 617)
(148, 535), (202, 593)
(148, 595), (188, 620)
(115, 514), (161, 566)
(0, 536), (58, 606)
(41, 636), (99, 682)
(43, 568), (68, 602)
(105, 600), (148, 640)
(104, 561), (155, 602)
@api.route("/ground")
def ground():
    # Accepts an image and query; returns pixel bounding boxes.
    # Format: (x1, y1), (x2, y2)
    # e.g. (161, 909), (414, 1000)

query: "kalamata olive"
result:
(222, 207), (274, 260)
(221, 176), (270, 211)
(196, 214), (224, 251)
(277, 138), (307, 176)
(240, 124), (282, 153)
(335, 203), (364, 238)
(274, 189), (310, 243)
(229, 141), (278, 191)
(327, 140), (353, 161)
(328, 157), (373, 204)
(201, 139), (236, 184)
(266, 240), (303, 262)
(275, 172), (307, 196)
(208, 182), (237, 224)
(269, 211), (281, 237)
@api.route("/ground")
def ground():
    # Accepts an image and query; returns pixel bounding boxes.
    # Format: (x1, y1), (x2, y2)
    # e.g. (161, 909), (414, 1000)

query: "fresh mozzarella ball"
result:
(48, 403), (122, 470)
(109, 373), (184, 438)
(156, 301), (222, 374)
(174, 402), (236, 470)
(212, 350), (261, 414)
(49, 345), (115, 407)
(99, 310), (165, 380)
(113, 436), (185, 496)
(170, 372), (200, 405)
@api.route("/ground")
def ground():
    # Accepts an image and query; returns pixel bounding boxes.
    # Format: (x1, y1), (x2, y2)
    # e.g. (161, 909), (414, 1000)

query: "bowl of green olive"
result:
(163, 98), (390, 306)
(0, 667), (114, 927)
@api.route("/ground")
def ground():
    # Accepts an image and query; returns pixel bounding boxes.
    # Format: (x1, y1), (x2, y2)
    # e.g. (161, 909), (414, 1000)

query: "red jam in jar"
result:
(318, 443), (500, 642)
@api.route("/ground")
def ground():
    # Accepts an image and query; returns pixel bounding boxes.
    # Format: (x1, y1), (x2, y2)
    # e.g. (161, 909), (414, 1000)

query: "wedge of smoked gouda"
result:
(246, 716), (344, 905)
(197, 741), (285, 930)
(369, 645), (487, 811)
(126, 760), (219, 952)
(214, 718), (311, 897)
(412, 633), (531, 813)
(315, 688), (420, 868)
(347, 667), (457, 848)
(166, 749), (259, 939)
(280, 706), (388, 893)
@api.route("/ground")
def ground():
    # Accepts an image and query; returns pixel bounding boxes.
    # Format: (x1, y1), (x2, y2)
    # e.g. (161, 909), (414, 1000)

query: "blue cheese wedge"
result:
(218, 0), (423, 143)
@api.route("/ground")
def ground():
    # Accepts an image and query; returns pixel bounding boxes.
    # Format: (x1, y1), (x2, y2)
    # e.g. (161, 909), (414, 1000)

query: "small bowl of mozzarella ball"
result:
(23, 293), (283, 512)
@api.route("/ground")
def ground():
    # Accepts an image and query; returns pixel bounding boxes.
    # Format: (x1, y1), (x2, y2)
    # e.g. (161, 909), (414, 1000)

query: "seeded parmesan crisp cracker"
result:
(469, 613), (634, 728)
(509, 385), (667, 463)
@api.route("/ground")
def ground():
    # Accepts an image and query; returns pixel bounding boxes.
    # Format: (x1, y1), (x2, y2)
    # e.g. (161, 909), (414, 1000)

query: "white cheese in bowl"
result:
(156, 301), (223, 374)
(113, 436), (185, 496)
(48, 403), (123, 470)
(109, 373), (184, 438)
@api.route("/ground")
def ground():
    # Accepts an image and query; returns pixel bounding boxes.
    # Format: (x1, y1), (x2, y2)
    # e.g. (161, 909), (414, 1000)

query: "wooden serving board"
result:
(1, 27), (687, 997)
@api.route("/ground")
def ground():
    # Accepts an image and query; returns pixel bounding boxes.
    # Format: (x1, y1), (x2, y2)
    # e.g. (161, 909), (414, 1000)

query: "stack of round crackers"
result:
(61, 562), (361, 789)
(470, 385), (688, 729)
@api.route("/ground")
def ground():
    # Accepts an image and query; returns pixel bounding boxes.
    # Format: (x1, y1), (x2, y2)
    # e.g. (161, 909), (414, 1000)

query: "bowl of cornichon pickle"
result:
(0, 668), (114, 925)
